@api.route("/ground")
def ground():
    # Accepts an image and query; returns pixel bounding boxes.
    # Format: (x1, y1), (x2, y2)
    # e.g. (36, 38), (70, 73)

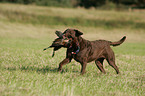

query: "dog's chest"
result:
(73, 49), (90, 63)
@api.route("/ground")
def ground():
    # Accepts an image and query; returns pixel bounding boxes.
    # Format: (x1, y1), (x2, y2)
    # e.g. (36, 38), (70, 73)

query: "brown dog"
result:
(49, 29), (126, 75)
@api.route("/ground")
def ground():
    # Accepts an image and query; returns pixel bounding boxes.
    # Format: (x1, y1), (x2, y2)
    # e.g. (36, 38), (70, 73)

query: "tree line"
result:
(0, 0), (145, 9)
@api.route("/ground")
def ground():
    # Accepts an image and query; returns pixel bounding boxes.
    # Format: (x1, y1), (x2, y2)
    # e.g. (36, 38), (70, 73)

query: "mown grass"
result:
(0, 3), (145, 96)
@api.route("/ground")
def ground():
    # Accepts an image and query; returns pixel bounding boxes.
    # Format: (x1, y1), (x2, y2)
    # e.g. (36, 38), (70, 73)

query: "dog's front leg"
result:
(80, 57), (88, 75)
(81, 62), (87, 75)
(58, 58), (71, 72)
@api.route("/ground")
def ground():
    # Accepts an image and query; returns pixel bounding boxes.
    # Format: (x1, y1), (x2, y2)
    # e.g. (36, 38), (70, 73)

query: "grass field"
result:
(0, 3), (145, 96)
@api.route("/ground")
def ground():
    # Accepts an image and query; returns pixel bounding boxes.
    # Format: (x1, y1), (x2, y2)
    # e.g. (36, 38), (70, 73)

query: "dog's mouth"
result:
(43, 31), (74, 57)
(52, 37), (71, 47)
(44, 37), (71, 50)
(51, 43), (62, 47)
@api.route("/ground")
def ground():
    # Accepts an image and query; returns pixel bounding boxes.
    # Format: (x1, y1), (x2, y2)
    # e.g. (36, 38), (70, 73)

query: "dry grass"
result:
(0, 3), (145, 30)
(0, 3), (145, 22)
(0, 20), (145, 43)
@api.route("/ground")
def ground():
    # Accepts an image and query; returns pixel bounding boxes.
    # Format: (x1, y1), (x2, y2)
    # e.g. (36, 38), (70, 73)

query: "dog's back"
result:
(75, 36), (126, 63)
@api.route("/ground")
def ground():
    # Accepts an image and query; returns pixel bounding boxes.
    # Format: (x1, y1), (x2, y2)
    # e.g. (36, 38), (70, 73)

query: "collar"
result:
(66, 36), (80, 55)
(71, 46), (80, 55)
(71, 39), (80, 55)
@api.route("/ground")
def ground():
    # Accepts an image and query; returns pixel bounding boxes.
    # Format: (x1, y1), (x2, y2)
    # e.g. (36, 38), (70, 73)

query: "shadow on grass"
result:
(4, 65), (79, 74)
(4, 65), (58, 74)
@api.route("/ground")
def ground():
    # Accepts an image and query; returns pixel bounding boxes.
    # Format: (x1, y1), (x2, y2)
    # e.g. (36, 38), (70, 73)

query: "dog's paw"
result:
(43, 48), (46, 51)
(57, 68), (62, 73)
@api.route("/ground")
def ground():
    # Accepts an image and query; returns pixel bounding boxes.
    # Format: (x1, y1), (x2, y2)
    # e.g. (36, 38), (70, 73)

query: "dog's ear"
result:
(74, 29), (83, 37)
(55, 31), (63, 38)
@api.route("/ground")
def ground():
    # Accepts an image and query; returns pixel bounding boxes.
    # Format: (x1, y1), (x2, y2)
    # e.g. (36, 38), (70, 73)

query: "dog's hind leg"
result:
(106, 55), (119, 74)
(95, 58), (106, 74)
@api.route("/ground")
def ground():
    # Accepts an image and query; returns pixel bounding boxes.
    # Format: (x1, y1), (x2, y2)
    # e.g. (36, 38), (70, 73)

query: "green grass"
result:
(0, 3), (145, 96)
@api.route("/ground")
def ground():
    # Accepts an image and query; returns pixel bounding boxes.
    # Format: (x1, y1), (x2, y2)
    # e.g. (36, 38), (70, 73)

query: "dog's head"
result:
(63, 29), (83, 39)
(54, 29), (83, 46)
(56, 29), (83, 38)
(44, 29), (83, 57)
(48, 29), (83, 48)
(54, 29), (83, 48)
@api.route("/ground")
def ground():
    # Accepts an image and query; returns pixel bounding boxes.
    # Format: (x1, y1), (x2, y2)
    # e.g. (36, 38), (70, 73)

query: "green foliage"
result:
(79, 0), (106, 8)
(0, 0), (35, 4)
(0, 0), (76, 7)
(0, 0), (145, 8)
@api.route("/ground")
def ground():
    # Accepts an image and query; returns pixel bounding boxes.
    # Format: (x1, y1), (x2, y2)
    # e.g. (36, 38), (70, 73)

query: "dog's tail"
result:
(110, 36), (126, 47)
